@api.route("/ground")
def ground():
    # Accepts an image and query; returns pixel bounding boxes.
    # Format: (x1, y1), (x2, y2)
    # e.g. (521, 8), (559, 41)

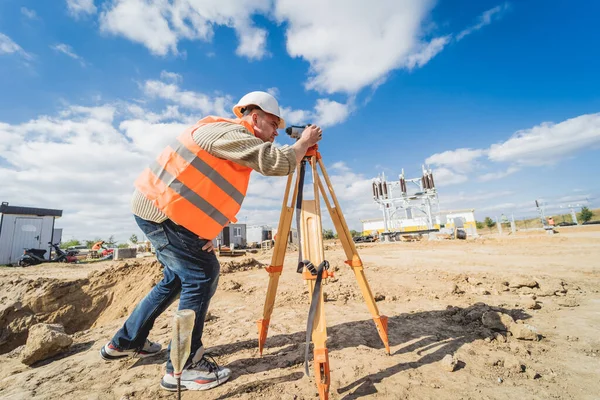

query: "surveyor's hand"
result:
(301, 124), (322, 146)
(202, 241), (215, 253)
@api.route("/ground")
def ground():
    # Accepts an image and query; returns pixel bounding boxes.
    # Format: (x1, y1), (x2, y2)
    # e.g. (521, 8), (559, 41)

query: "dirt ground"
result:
(1, 225), (599, 400)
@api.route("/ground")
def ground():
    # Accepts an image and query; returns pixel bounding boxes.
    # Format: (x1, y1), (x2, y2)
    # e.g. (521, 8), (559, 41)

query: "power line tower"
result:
(372, 166), (440, 240)
(559, 203), (580, 225)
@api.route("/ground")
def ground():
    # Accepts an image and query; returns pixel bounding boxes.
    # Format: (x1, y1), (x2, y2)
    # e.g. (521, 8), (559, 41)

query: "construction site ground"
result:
(1, 224), (599, 399)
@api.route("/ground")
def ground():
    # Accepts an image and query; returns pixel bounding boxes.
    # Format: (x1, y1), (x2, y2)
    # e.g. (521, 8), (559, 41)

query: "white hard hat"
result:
(232, 91), (285, 129)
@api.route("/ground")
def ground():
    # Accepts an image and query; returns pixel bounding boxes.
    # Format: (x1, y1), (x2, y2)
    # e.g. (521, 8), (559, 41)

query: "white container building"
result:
(0, 202), (63, 265)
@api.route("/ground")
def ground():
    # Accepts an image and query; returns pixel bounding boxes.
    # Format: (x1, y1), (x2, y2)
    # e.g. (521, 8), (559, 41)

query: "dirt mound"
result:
(0, 257), (268, 355)
(0, 259), (163, 355)
(220, 257), (264, 274)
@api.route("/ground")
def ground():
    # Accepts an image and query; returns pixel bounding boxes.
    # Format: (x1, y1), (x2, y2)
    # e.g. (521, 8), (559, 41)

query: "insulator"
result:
(421, 176), (427, 190)
(377, 182), (383, 198)
(429, 173), (435, 189)
(372, 182), (378, 199)
(382, 181), (388, 198)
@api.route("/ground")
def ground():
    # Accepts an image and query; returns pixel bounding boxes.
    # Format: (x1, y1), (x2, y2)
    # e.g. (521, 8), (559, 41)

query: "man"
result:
(100, 91), (322, 391)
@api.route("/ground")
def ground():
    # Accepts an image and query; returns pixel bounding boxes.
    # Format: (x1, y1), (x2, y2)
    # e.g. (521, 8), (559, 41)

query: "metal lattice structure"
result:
(371, 166), (440, 238)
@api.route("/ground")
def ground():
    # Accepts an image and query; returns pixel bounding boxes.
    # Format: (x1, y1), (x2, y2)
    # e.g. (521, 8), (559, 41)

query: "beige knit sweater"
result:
(131, 121), (297, 223)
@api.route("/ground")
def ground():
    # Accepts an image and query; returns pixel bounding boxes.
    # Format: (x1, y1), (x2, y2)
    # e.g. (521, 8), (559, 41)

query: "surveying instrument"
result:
(256, 125), (391, 400)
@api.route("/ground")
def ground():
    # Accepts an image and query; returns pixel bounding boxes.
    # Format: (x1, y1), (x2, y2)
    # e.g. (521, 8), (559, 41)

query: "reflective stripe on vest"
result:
(134, 117), (255, 239)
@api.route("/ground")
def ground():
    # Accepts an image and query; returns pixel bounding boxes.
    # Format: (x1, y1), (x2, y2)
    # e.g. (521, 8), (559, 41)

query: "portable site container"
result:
(213, 223), (247, 248)
(0, 202), (63, 265)
(246, 225), (273, 248)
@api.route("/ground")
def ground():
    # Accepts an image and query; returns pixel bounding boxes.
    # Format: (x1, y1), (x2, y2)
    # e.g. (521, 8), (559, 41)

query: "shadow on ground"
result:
(132, 302), (529, 398)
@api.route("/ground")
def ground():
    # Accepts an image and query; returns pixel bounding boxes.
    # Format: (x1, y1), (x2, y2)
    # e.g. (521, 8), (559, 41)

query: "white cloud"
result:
(66, 0), (97, 19)
(0, 32), (33, 60)
(21, 7), (38, 19)
(281, 98), (352, 128)
(405, 35), (451, 70)
(431, 167), (468, 187)
(84, 1), (507, 98)
(51, 43), (87, 67)
(425, 112), (600, 187)
(275, 0), (446, 94)
(159, 71), (182, 83)
(313, 99), (352, 127)
(280, 107), (312, 126)
(235, 22), (268, 60)
(456, 3), (510, 41)
(142, 79), (233, 116)
(266, 87), (279, 97)
(477, 166), (519, 182)
(488, 113), (600, 166)
(425, 148), (486, 173)
(99, 0), (270, 58)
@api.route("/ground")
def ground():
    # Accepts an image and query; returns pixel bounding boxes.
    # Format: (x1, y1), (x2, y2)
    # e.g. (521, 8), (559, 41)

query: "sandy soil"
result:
(0, 225), (599, 400)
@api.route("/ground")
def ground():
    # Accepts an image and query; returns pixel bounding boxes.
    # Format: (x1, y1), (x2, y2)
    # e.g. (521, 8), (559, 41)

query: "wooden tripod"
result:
(256, 145), (390, 400)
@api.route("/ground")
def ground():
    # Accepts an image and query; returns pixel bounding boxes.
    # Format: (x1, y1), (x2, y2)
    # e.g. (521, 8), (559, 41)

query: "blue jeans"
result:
(111, 215), (220, 373)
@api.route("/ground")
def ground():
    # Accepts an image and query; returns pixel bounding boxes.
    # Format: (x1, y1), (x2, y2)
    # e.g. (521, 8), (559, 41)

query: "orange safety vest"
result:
(135, 116), (255, 240)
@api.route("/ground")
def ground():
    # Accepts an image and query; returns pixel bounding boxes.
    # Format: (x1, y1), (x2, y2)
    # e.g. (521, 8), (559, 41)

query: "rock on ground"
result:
(509, 323), (540, 341)
(440, 354), (458, 372)
(482, 311), (514, 331)
(20, 323), (72, 365)
(509, 278), (539, 289)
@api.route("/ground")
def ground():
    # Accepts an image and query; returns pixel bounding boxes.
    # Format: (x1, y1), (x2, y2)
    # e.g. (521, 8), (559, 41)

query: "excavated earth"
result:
(0, 225), (599, 399)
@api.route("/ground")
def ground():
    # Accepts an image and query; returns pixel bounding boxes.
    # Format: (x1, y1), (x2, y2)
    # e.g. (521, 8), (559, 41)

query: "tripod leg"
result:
(316, 159), (390, 354)
(257, 172), (299, 355)
(301, 199), (330, 400)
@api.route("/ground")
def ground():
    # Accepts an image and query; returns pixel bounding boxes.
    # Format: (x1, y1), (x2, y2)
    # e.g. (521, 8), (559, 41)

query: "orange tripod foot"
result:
(257, 319), (270, 356)
(373, 316), (390, 354)
(313, 348), (330, 400)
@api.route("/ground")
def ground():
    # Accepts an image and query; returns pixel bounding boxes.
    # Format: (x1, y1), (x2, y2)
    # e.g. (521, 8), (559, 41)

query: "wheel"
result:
(18, 258), (33, 267)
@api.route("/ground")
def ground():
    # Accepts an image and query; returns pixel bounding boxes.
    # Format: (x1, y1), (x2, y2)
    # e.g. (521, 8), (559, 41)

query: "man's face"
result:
(252, 110), (280, 143)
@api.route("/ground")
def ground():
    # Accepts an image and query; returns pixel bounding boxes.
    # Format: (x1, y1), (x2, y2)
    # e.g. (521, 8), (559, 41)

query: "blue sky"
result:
(1, 0), (599, 242)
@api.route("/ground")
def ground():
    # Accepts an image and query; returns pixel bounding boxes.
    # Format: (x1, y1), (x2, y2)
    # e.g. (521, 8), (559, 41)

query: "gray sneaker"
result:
(160, 353), (231, 391)
(100, 339), (161, 360)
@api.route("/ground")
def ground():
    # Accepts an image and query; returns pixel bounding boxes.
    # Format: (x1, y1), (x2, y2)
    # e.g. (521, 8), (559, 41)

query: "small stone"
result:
(537, 288), (557, 297)
(525, 299), (541, 310)
(494, 333), (507, 343)
(557, 298), (579, 307)
(509, 279), (539, 289)
(504, 357), (524, 373)
(497, 377), (503, 383)
(491, 358), (504, 367)
(374, 293), (385, 302)
(205, 311), (217, 322)
(509, 342), (531, 355)
(509, 323), (540, 341)
(526, 369), (541, 379)
(449, 283), (465, 294)
(482, 311), (514, 331)
(494, 282), (510, 292)
(440, 354), (458, 372)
